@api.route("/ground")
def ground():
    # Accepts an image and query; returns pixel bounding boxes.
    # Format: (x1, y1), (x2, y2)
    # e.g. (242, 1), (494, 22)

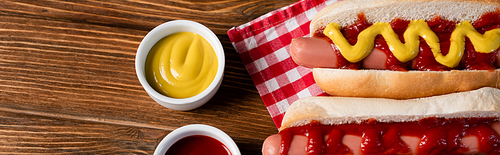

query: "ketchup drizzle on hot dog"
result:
(278, 118), (500, 155)
(315, 12), (500, 71)
(462, 10), (500, 70)
(324, 129), (350, 154)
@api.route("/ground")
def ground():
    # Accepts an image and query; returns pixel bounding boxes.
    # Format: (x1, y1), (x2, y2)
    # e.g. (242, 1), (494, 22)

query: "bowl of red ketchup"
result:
(154, 124), (240, 155)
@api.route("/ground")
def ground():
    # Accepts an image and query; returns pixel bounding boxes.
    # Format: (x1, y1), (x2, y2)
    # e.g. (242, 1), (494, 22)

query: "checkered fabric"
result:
(227, 0), (339, 129)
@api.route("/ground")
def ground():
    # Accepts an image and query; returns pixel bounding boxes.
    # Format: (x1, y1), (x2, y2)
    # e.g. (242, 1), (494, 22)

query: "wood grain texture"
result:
(0, 0), (298, 154)
(0, 110), (166, 154)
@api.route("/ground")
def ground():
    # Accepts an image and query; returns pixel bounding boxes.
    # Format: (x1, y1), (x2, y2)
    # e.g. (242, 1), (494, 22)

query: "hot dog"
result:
(263, 87), (500, 155)
(289, 0), (500, 99)
(262, 0), (500, 154)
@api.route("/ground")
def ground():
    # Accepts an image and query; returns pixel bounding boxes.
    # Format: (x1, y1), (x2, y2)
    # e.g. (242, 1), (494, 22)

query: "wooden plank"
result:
(0, 110), (164, 154)
(0, 0), (297, 33)
(0, 109), (269, 154)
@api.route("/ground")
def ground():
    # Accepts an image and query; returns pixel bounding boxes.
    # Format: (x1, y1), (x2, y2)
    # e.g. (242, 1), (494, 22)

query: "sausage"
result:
(262, 134), (475, 155)
(290, 37), (388, 69)
(262, 122), (500, 155)
(361, 47), (388, 70)
(262, 134), (308, 155)
(262, 134), (362, 155)
(290, 37), (339, 68)
(291, 37), (500, 69)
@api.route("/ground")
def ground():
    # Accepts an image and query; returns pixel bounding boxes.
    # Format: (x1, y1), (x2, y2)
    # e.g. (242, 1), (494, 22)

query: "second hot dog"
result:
(262, 87), (500, 155)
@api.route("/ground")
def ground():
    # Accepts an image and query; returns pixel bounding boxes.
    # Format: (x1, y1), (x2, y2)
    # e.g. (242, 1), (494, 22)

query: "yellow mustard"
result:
(323, 20), (500, 68)
(145, 32), (218, 98)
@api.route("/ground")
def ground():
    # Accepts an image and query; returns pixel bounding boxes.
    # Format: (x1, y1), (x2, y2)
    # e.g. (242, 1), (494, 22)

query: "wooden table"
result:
(0, 0), (298, 154)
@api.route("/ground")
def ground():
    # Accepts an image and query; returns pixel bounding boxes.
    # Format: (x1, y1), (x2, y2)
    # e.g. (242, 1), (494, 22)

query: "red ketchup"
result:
(164, 135), (232, 155)
(278, 118), (500, 155)
(314, 12), (500, 71)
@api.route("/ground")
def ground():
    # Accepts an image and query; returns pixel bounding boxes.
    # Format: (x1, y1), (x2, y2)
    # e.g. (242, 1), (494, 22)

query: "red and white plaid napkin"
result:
(227, 0), (339, 129)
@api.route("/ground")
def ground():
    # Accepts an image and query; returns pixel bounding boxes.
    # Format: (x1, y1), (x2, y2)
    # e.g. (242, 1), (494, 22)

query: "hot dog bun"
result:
(313, 68), (500, 99)
(280, 87), (500, 131)
(310, 0), (500, 35)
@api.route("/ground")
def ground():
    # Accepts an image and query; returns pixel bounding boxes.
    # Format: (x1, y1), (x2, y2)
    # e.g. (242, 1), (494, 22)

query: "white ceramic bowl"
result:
(135, 20), (225, 111)
(154, 124), (240, 155)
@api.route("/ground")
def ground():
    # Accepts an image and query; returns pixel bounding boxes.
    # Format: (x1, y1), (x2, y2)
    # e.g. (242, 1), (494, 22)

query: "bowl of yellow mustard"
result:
(135, 20), (225, 111)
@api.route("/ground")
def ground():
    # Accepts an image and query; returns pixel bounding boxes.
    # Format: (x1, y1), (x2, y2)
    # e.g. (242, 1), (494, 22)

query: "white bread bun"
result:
(280, 87), (500, 131)
(310, 0), (500, 35)
(313, 68), (500, 99)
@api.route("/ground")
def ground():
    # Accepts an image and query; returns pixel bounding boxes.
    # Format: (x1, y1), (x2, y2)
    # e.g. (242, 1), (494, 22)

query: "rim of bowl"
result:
(135, 20), (225, 108)
(153, 124), (241, 155)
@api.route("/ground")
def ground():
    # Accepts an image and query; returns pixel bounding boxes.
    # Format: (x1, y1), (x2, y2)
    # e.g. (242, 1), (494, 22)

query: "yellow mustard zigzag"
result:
(323, 20), (500, 68)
